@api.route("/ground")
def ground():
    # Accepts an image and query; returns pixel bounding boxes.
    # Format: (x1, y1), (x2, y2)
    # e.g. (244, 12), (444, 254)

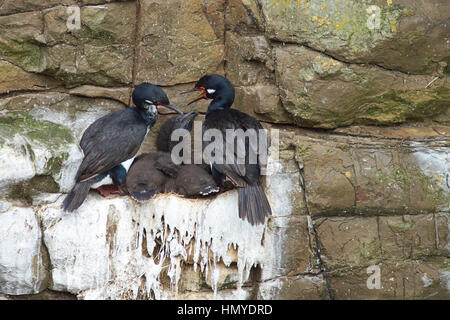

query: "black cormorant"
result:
(180, 74), (272, 225)
(62, 83), (182, 212)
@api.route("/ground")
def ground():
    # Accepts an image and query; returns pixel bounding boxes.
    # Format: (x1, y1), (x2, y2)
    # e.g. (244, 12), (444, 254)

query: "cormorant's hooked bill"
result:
(148, 100), (183, 114)
(179, 88), (199, 94)
(179, 87), (207, 105)
(178, 110), (199, 122)
(179, 74), (234, 108)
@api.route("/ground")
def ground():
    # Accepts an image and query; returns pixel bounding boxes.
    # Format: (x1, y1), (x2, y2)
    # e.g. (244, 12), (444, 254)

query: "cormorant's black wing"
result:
(76, 108), (148, 182)
(203, 109), (266, 186)
(80, 112), (113, 153)
(230, 109), (267, 180)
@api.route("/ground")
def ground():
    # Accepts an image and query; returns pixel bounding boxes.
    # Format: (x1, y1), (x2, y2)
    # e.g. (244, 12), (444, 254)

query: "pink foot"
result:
(96, 185), (126, 197)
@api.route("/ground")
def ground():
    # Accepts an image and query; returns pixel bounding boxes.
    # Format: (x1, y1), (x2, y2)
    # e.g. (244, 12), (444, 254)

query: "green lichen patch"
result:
(0, 111), (74, 148)
(357, 86), (450, 125)
(0, 111), (77, 179)
(0, 40), (46, 73)
(45, 153), (70, 177)
(393, 167), (409, 185)
(263, 0), (405, 58)
(295, 144), (312, 159)
(42, 3), (136, 47)
(42, 43), (134, 86)
(0, 3), (135, 87)
(417, 171), (448, 208)
(276, 45), (450, 129)
(443, 56), (450, 75)
(387, 219), (415, 233)
(371, 163), (449, 214)
(355, 238), (382, 266)
(7, 175), (60, 204)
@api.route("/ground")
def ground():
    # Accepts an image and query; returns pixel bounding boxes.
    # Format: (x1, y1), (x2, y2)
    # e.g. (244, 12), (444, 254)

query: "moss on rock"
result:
(0, 111), (74, 147)
(0, 40), (46, 73)
(358, 86), (450, 125)
(0, 111), (79, 192)
(275, 45), (450, 128)
(7, 175), (60, 203)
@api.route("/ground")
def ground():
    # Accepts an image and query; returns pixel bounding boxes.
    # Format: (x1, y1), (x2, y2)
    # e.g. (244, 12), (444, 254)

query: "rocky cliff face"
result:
(0, 0), (449, 300)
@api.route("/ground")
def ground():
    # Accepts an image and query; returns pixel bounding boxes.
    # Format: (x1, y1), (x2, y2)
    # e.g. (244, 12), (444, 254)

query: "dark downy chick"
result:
(126, 111), (219, 200)
(164, 164), (219, 197)
(125, 152), (177, 202)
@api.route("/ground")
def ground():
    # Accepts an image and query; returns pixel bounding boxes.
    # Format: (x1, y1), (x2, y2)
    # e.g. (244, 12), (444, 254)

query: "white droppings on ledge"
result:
(134, 191), (267, 298)
(0, 143), (35, 192)
(37, 186), (271, 299)
(0, 147), (299, 299)
(0, 206), (46, 295)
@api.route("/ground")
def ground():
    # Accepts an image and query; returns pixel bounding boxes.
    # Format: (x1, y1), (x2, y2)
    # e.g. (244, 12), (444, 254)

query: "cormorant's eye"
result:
(144, 100), (154, 109)
(207, 89), (216, 95)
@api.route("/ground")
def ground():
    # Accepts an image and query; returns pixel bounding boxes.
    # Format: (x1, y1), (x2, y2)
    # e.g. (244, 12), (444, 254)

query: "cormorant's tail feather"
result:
(238, 184), (272, 226)
(62, 181), (92, 212)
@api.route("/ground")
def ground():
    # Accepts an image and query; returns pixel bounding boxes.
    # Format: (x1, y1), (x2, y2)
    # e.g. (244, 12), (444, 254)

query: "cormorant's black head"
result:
(179, 74), (235, 113)
(132, 83), (182, 115)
